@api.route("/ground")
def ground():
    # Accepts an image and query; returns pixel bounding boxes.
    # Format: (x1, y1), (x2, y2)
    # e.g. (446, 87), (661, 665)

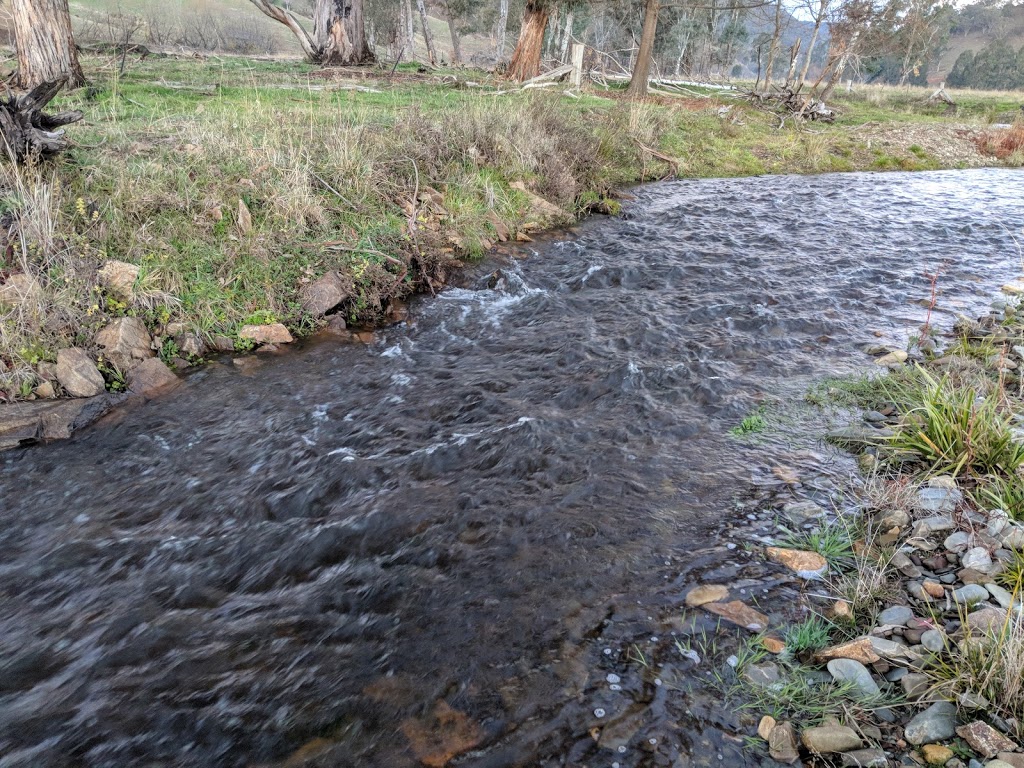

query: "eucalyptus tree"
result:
(10, 0), (86, 89)
(248, 0), (375, 64)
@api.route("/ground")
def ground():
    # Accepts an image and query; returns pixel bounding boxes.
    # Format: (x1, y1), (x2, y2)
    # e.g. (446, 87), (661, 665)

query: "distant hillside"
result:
(935, 1), (1024, 81)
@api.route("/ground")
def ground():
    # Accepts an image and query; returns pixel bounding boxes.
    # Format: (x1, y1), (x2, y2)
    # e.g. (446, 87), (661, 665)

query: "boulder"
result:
(94, 317), (153, 371)
(301, 271), (352, 316)
(126, 358), (179, 396)
(97, 260), (140, 299)
(239, 323), (293, 345)
(55, 348), (106, 397)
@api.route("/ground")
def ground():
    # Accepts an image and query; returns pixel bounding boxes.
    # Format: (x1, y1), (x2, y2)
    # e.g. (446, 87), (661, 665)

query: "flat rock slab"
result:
(0, 395), (121, 451)
(685, 584), (729, 607)
(765, 546), (828, 579)
(702, 600), (770, 632)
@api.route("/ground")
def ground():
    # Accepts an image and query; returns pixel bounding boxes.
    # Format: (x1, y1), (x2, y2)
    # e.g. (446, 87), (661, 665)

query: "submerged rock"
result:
(701, 600), (769, 632)
(765, 546), (828, 579)
(684, 584), (729, 607)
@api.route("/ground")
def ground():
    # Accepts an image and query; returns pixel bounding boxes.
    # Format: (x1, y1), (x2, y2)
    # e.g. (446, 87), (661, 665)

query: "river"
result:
(0, 169), (1021, 767)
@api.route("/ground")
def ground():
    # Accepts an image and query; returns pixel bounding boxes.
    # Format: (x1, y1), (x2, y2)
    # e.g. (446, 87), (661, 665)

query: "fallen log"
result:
(0, 80), (83, 164)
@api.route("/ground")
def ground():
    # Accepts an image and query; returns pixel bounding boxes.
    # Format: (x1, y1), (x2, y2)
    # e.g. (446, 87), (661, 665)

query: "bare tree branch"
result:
(246, 0), (316, 60)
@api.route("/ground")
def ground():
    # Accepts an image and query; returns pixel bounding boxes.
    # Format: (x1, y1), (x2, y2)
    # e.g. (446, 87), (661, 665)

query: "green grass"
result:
(783, 615), (832, 657)
(730, 409), (767, 437)
(0, 53), (1016, 398)
(780, 517), (859, 571)
(886, 368), (1024, 477)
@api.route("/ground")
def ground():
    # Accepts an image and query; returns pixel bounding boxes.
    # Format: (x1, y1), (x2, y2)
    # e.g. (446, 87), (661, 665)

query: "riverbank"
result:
(0, 53), (1021, 431)
(704, 292), (1024, 766)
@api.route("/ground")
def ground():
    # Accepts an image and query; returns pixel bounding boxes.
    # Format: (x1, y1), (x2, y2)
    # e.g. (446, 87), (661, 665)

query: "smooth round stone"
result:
(827, 658), (880, 697)
(878, 605), (914, 626)
(921, 629), (945, 652)
(953, 584), (990, 605)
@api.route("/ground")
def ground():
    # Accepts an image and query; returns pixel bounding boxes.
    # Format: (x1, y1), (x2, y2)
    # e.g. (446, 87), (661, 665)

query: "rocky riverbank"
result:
(688, 296), (1024, 767)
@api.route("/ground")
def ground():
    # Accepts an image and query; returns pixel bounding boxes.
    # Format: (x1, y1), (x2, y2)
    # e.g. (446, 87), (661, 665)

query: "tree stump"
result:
(0, 80), (82, 164)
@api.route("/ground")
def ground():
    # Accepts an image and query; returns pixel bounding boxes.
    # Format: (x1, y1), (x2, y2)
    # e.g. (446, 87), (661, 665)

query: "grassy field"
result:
(0, 52), (1019, 397)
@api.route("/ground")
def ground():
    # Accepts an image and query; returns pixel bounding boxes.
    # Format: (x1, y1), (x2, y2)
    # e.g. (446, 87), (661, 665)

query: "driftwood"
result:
(748, 86), (835, 123)
(0, 80), (83, 164)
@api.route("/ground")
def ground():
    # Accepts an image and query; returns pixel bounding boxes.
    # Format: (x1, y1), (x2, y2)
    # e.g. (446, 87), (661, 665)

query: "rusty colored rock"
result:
(702, 600), (770, 632)
(685, 584), (729, 607)
(400, 700), (483, 767)
(956, 721), (1018, 757)
(758, 715), (778, 740)
(765, 546), (828, 579)
(239, 323), (293, 345)
(814, 637), (881, 665)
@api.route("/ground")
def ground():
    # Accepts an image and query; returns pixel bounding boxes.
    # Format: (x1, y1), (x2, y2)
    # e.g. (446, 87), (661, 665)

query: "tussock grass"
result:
(927, 603), (1024, 733)
(886, 368), (1024, 477)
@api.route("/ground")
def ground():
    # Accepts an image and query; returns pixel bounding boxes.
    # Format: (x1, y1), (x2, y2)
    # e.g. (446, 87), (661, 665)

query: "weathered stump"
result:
(0, 79), (83, 164)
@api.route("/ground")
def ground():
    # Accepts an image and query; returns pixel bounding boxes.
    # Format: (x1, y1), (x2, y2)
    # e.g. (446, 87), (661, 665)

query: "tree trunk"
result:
(784, 37), (801, 85)
(404, 0), (416, 58)
(496, 0), (510, 59)
(798, 16), (823, 86)
(416, 0), (438, 65)
(508, 0), (549, 81)
(559, 9), (574, 63)
(444, 1), (463, 65)
(249, 0), (373, 64)
(11, 0), (86, 90)
(315, 0), (374, 65)
(626, 0), (660, 97)
(762, 0), (783, 89)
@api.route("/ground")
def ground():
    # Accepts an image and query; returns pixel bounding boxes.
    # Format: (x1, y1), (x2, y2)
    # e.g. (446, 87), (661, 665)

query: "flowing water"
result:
(0, 169), (1022, 767)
